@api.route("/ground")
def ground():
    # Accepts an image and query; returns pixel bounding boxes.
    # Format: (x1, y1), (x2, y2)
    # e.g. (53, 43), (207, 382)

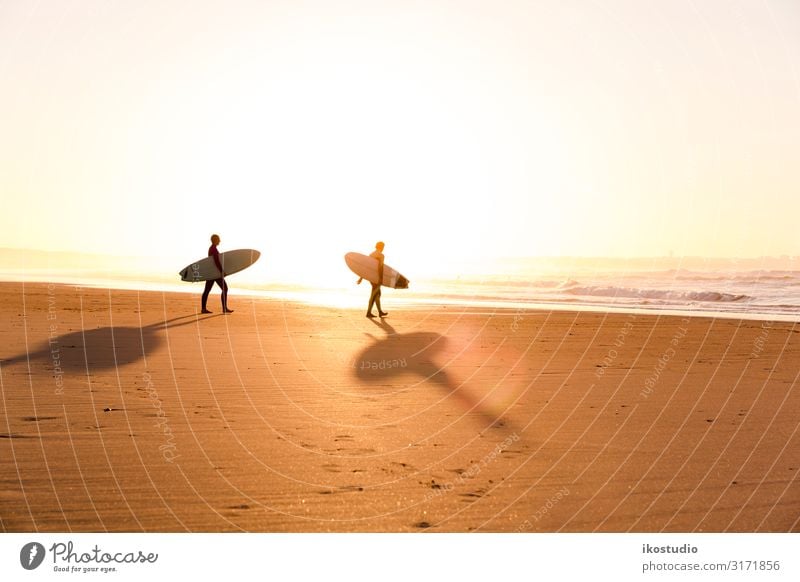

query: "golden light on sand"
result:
(2, 4), (800, 559)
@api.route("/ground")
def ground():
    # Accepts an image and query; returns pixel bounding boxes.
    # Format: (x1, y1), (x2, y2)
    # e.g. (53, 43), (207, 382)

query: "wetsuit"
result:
(367, 249), (384, 315)
(201, 244), (229, 311)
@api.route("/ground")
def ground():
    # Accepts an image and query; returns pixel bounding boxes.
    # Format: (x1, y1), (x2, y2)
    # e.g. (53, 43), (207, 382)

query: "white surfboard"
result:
(345, 252), (409, 289)
(179, 249), (260, 282)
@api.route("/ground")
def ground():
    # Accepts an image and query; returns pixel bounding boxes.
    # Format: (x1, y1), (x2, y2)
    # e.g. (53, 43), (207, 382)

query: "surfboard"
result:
(345, 252), (409, 289)
(179, 249), (261, 282)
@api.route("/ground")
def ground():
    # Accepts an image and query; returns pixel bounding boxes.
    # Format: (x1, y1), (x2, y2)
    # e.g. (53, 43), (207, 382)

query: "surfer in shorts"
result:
(357, 241), (388, 318)
(201, 234), (233, 314)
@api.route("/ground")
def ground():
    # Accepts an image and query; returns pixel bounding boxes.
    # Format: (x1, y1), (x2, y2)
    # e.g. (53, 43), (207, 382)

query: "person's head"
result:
(375, 241), (385, 252)
(210, 234), (220, 245)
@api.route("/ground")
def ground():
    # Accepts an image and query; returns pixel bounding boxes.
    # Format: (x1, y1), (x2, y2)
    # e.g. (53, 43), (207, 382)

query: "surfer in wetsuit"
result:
(357, 241), (388, 318)
(201, 234), (233, 314)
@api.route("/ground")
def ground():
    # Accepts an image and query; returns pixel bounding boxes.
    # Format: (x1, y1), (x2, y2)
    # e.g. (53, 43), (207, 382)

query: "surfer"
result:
(201, 234), (233, 314)
(357, 241), (388, 318)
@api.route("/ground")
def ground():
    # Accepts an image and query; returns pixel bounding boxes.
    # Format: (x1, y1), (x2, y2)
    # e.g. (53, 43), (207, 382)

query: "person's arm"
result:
(212, 249), (225, 277)
(377, 257), (384, 286)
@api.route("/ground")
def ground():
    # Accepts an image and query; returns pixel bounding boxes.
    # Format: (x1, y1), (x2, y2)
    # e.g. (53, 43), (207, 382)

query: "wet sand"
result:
(0, 282), (798, 532)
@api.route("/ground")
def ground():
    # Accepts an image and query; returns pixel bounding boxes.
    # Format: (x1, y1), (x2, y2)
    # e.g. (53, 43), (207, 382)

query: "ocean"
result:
(399, 256), (800, 320)
(4, 256), (799, 321)
(412, 268), (800, 319)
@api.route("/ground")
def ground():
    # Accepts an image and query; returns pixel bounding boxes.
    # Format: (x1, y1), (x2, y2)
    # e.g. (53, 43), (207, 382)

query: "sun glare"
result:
(1, 1), (798, 283)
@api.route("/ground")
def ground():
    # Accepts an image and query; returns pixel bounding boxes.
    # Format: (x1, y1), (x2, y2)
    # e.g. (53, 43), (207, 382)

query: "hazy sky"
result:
(1, 0), (799, 277)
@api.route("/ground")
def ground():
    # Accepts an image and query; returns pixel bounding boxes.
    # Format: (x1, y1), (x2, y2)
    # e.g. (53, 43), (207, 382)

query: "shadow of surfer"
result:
(352, 318), (509, 429)
(0, 313), (220, 376)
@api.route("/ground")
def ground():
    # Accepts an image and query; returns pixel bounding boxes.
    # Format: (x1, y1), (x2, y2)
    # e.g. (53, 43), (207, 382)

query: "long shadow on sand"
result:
(353, 318), (508, 428)
(0, 314), (221, 373)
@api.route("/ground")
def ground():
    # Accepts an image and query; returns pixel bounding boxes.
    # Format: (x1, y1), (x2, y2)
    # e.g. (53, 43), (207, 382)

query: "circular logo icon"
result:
(20, 542), (46, 570)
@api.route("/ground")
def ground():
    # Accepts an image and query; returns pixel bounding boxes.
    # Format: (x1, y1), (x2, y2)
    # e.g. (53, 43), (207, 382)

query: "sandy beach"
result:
(0, 282), (798, 532)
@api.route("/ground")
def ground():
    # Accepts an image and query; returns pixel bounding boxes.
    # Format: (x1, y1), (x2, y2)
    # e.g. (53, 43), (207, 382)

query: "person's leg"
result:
(201, 280), (214, 312)
(367, 283), (379, 317)
(375, 288), (387, 316)
(220, 279), (232, 312)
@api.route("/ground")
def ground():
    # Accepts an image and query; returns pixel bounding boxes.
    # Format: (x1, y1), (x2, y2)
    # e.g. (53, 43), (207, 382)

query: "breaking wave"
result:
(563, 285), (750, 303)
